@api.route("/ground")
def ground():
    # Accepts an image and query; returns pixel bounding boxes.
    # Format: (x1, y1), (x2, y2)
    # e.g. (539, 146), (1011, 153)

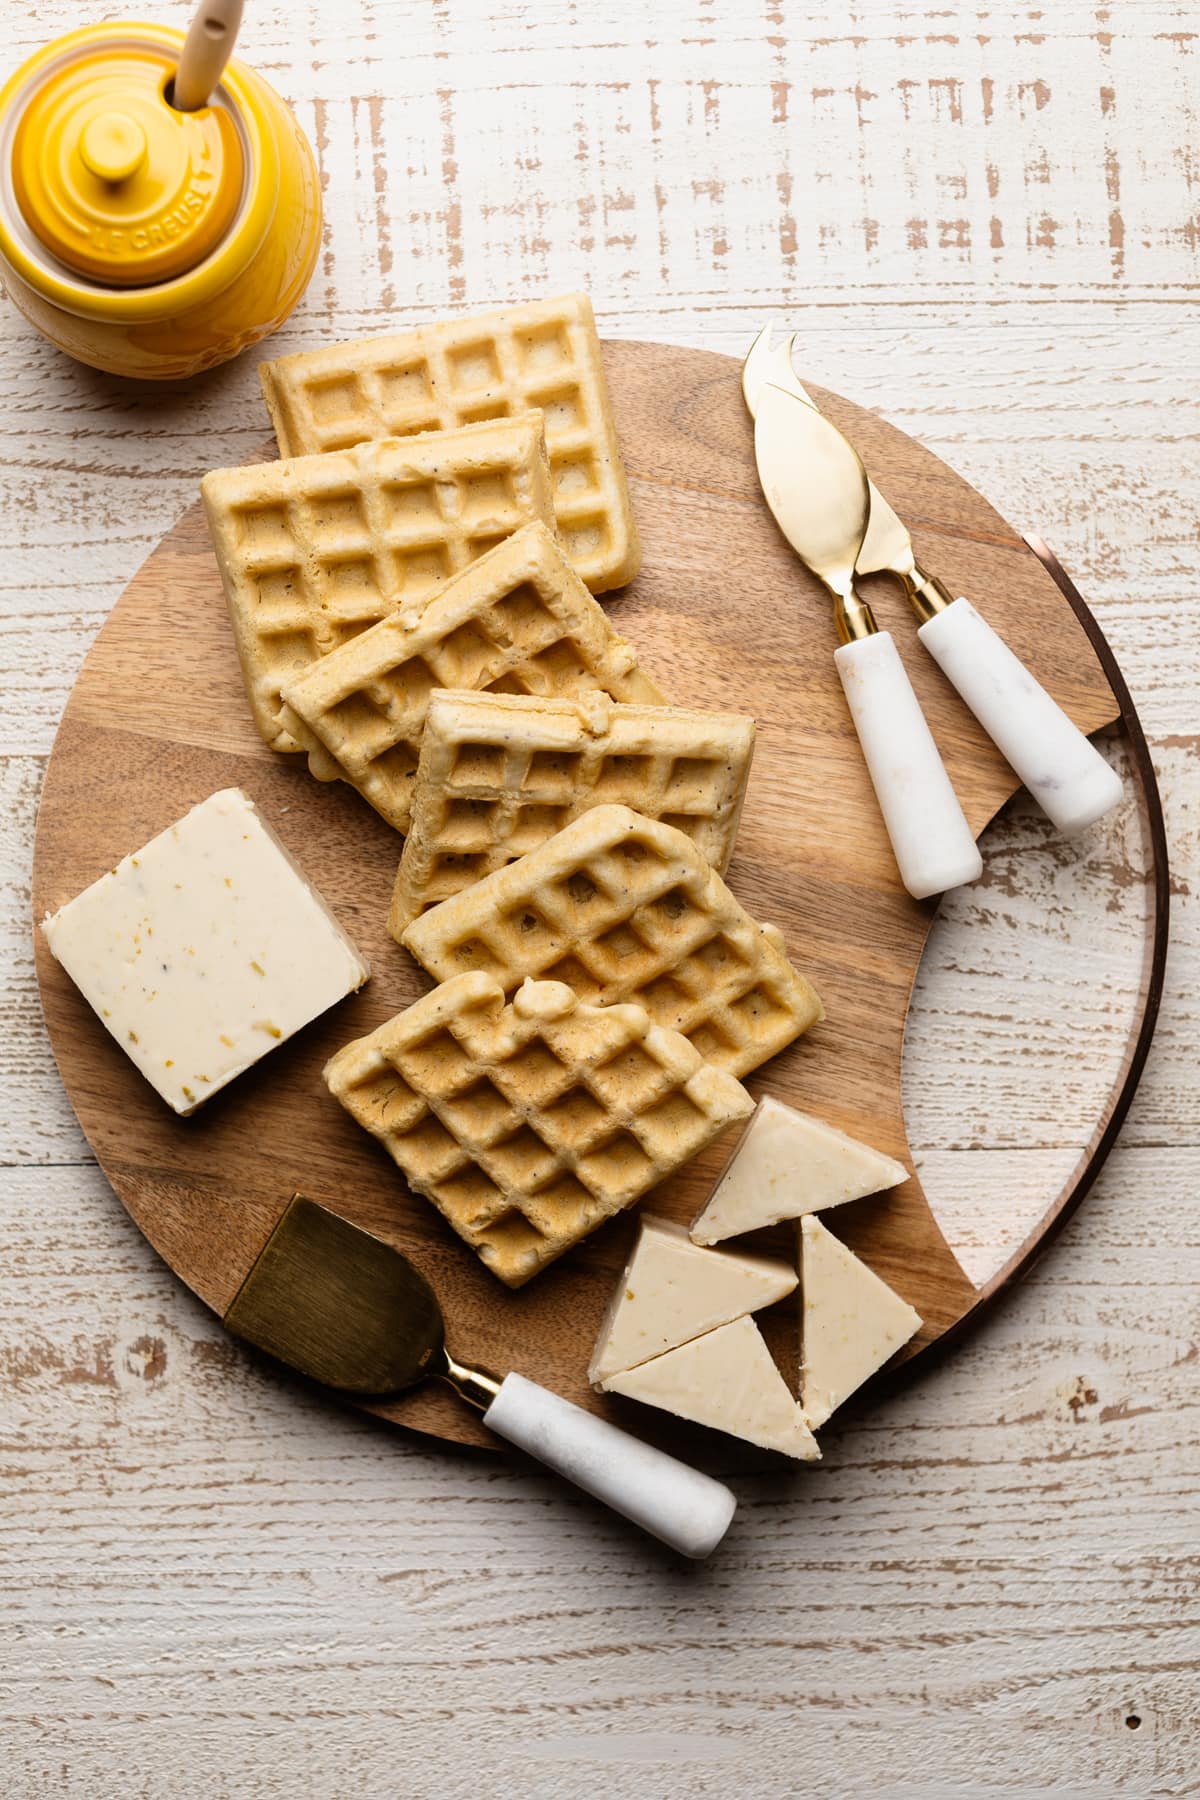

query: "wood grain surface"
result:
(2, 2), (1197, 1795)
(30, 339), (1123, 1451)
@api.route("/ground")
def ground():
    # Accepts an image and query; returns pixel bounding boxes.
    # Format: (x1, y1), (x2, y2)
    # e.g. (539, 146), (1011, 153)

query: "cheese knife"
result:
(223, 1194), (737, 1558)
(753, 376), (983, 900)
(743, 329), (1124, 835)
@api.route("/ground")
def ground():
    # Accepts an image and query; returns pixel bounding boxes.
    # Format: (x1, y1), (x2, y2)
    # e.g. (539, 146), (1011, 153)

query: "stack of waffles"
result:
(201, 292), (825, 1288)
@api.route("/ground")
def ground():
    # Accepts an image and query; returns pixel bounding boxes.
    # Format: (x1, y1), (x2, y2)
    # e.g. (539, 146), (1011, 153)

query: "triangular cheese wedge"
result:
(602, 1315), (820, 1461)
(588, 1216), (797, 1384)
(691, 1095), (908, 1243)
(799, 1214), (921, 1428)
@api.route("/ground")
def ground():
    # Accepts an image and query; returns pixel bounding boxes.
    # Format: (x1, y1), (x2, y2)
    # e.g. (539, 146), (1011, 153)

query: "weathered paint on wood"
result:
(1, 1), (1196, 1793)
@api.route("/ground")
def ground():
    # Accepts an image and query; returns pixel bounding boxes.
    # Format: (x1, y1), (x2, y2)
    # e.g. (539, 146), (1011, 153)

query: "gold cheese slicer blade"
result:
(743, 327), (1124, 836)
(751, 377), (981, 900)
(223, 1195), (737, 1558)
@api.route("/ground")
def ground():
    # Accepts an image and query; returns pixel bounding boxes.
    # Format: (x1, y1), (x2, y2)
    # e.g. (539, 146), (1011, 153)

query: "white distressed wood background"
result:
(2, 3), (1197, 1794)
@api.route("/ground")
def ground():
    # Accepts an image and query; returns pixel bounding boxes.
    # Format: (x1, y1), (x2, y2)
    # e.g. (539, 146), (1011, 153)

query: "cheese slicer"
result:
(751, 375), (983, 900)
(743, 328), (1124, 835)
(223, 1195), (737, 1558)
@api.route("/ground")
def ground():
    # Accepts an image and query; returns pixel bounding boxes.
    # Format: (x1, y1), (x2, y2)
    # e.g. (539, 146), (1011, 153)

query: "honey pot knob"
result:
(78, 111), (148, 182)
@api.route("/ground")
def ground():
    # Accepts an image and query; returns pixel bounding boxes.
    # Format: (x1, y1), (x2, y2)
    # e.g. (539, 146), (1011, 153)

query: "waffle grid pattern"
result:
(279, 524), (667, 833)
(258, 294), (640, 592)
(201, 415), (555, 751)
(389, 689), (755, 933)
(401, 805), (824, 1078)
(324, 973), (753, 1286)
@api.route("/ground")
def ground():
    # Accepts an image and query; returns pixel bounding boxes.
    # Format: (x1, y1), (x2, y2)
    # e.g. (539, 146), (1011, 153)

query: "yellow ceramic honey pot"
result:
(0, 3), (321, 378)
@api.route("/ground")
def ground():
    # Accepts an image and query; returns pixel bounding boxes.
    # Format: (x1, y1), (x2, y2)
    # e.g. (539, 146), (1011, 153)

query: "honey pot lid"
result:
(10, 46), (244, 286)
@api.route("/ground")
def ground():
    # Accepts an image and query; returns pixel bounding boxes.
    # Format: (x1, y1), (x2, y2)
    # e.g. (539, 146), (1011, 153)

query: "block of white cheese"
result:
(799, 1213), (921, 1428)
(602, 1315), (820, 1461)
(41, 787), (369, 1115)
(691, 1094), (908, 1243)
(588, 1215), (797, 1385)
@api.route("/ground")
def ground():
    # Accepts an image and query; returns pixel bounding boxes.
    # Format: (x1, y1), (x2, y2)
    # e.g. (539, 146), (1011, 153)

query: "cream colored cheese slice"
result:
(588, 1215), (796, 1385)
(602, 1315), (820, 1461)
(42, 788), (369, 1115)
(691, 1094), (908, 1243)
(799, 1214), (921, 1428)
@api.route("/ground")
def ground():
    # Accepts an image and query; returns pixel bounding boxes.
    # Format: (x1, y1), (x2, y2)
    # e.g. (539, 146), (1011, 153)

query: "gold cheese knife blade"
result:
(223, 1195), (738, 1557)
(742, 326), (946, 612)
(753, 377), (876, 642)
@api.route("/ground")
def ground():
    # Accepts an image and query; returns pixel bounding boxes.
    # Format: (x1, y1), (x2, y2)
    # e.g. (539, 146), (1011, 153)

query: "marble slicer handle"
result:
(918, 597), (1124, 835)
(483, 1373), (737, 1559)
(834, 630), (984, 901)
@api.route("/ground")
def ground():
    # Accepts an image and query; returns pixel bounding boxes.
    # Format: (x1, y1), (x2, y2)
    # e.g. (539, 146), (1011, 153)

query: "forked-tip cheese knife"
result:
(223, 1194), (737, 1558)
(743, 328), (1124, 835)
(751, 374), (983, 900)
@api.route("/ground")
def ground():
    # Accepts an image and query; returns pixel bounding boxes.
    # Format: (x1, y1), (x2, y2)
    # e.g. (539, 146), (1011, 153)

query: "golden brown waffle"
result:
(279, 523), (668, 834)
(401, 805), (823, 1078)
(201, 414), (556, 751)
(388, 690), (756, 935)
(258, 293), (640, 592)
(324, 973), (753, 1287)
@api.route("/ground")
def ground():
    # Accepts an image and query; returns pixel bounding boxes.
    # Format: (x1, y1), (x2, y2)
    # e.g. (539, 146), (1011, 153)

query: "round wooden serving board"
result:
(32, 341), (1144, 1456)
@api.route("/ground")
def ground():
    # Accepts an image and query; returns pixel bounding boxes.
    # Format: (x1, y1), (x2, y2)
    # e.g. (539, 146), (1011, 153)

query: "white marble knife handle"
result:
(483, 1372), (737, 1558)
(834, 631), (984, 900)
(918, 597), (1124, 835)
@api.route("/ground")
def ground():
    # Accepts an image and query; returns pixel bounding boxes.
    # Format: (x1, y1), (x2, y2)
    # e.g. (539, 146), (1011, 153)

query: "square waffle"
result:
(201, 414), (556, 752)
(258, 293), (640, 592)
(400, 804), (824, 1078)
(324, 972), (753, 1286)
(278, 522), (668, 834)
(388, 689), (756, 935)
